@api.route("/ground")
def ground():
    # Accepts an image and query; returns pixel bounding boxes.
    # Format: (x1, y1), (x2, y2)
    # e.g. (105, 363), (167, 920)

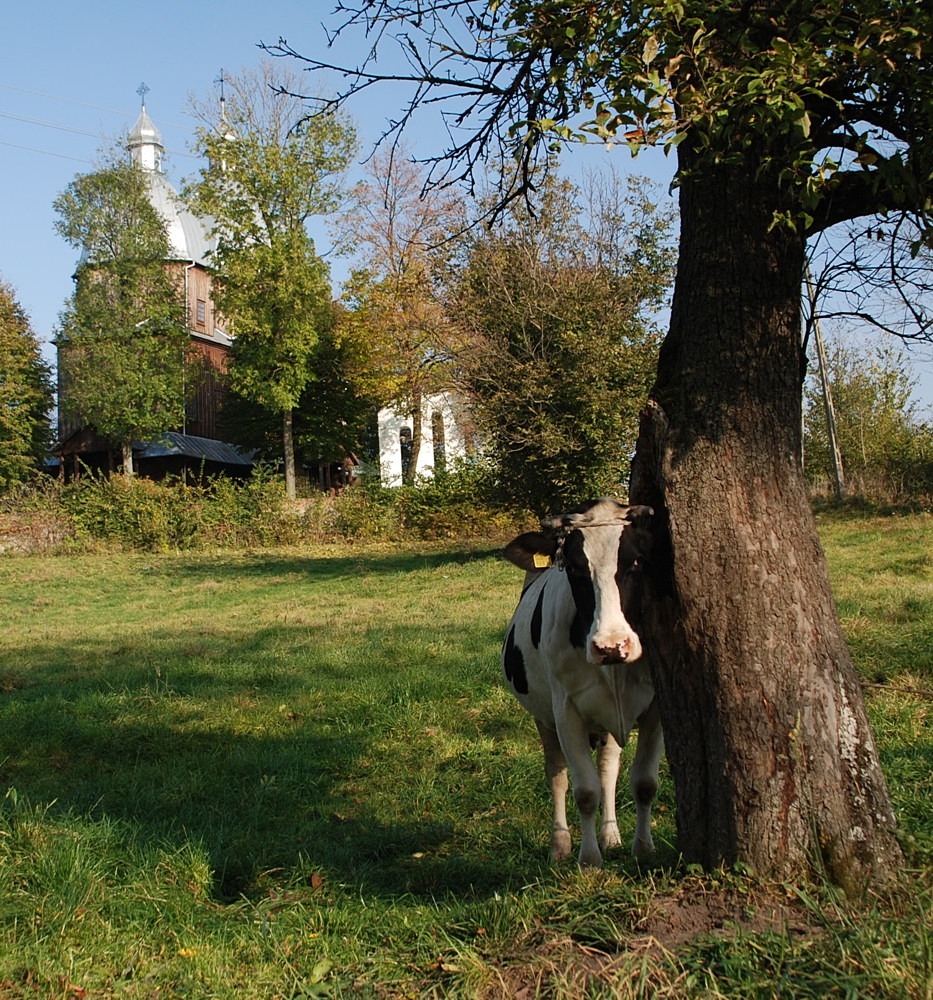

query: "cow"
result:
(501, 498), (662, 867)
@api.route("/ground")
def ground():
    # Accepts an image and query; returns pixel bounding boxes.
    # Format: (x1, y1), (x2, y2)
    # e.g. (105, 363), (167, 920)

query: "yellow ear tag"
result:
(533, 553), (553, 569)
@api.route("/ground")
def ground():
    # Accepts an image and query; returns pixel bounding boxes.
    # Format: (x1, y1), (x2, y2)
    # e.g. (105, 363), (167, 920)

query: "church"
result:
(56, 90), (253, 479)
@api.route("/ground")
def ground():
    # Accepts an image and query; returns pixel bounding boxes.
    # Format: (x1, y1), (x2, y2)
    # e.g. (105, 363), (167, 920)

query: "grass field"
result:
(0, 514), (930, 998)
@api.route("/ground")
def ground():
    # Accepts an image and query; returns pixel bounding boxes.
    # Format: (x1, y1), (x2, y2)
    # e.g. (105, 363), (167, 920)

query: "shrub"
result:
(0, 464), (528, 553)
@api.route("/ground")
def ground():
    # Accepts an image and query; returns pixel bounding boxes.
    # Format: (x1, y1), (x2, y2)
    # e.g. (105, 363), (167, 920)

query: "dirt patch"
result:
(480, 885), (820, 999)
(632, 884), (814, 952)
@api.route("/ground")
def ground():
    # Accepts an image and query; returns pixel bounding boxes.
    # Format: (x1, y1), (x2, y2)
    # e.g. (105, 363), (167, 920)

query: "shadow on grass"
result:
(160, 545), (506, 585)
(0, 616), (532, 905)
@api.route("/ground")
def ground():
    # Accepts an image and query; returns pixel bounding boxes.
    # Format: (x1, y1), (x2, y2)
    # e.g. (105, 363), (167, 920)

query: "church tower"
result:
(56, 87), (250, 479)
(128, 83), (164, 172)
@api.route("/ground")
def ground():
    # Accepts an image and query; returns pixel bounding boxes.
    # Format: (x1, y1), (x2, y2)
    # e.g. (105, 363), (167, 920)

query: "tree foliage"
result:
(219, 318), (379, 476)
(187, 61), (357, 497)
(448, 170), (675, 511)
(54, 162), (188, 476)
(805, 333), (933, 501)
(272, 0), (932, 238)
(334, 151), (460, 484)
(0, 280), (54, 489)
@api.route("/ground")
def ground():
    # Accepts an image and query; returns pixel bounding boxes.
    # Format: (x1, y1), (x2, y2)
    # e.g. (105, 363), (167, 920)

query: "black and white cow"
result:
(501, 498), (663, 867)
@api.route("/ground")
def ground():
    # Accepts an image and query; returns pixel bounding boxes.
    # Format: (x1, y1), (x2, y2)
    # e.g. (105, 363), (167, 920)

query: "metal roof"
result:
(138, 432), (254, 466)
(144, 170), (217, 267)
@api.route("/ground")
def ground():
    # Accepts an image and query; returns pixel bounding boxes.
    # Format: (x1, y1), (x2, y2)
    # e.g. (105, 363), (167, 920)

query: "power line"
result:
(0, 81), (192, 131)
(0, 108), (201, 163)
(0, 109), (107, 139)
(0, 82), (125, 116)
(0, 138), (91, 163)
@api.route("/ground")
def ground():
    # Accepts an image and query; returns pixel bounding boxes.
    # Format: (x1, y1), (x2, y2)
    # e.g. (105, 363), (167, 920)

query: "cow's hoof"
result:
(631, 835), (655, 858)
(550, 829), (573, 861)
(578, 846), (604, 868)
(599, 822), (622, 851)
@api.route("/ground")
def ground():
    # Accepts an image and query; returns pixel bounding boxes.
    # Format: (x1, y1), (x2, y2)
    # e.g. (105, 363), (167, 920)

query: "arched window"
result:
(399, 426), (412, 479)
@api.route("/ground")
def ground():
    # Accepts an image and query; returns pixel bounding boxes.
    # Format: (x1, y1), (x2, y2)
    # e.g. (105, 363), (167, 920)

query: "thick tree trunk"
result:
(630, 158), (901, 893)
(283, 409), (297, 500)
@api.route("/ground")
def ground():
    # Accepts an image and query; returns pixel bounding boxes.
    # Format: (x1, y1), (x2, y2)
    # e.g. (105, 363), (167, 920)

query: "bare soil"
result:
(481, 885), (819, 999)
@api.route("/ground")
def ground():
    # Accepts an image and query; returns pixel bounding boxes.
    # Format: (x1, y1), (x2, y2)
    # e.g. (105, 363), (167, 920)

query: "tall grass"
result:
(0, 513), (930, 997)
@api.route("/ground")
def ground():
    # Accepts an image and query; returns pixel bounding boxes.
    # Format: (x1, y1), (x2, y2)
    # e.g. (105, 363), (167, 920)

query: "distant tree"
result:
(805, 333), (932, 500)
(54, 162), (188, 477)
(0, 279), (54, 489)
(219, 317), (379, 479)
(294, 316), (381, 477)
(187, 62), (357, 498)
(449, 170), (675, 511)
(334, 150), (460, 484)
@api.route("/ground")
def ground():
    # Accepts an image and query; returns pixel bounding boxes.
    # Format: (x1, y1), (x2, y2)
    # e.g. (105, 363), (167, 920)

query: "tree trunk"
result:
(283, 409), (297, 500)
(403, 388), (424, 486)
(630, 156), (901, 893)
(121, 441), (134, 479)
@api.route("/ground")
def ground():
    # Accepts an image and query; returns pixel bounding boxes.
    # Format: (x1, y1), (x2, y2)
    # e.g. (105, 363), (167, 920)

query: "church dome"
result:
(128, 95), (217, 267)
(128, 105), (163, 171)
(143, 169), (216, 266)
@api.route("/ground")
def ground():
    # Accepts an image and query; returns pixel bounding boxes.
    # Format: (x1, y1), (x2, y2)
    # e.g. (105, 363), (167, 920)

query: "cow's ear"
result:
(503, 531), (558, 571)
(625, 505), (654, 523)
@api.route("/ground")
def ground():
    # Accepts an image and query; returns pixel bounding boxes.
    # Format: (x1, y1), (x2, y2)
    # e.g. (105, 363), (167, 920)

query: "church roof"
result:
(144, 169), (216, 266)
(128, 98), (217, 267)
(127, 105), (163, 155)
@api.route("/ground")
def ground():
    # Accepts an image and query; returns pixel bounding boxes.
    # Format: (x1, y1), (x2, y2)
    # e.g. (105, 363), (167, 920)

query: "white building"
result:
(377, 391), (475, 486)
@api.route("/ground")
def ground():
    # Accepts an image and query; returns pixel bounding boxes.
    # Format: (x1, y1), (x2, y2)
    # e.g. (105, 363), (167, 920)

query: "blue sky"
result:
(2, 1), (931, 412)
(0, 2), (669, 353)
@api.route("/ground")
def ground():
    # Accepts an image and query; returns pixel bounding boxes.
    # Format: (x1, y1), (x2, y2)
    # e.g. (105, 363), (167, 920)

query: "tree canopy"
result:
(187, 62), (357, 498)
(54, 161), (188, 477)
(0, 279), (54, 490)
(273, 1), (932, 234)
(448, 170), (675, 510)
(334, 150), (460, 484)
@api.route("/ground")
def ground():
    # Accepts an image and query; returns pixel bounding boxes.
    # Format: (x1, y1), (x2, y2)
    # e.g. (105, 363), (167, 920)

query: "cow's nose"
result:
(592, 639), (629, 664)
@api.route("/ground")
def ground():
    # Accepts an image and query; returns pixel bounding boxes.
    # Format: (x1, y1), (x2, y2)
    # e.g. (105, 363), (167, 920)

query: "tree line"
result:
(4, 192), (930, 506)
(3, 61), (677, 510)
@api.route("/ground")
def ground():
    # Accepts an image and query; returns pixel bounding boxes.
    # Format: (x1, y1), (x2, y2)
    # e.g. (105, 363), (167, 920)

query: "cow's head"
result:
(505, 498), (653, 665)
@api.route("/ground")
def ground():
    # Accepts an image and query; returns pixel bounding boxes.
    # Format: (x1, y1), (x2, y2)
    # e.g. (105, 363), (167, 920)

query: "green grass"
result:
(0, 519), (930, 998)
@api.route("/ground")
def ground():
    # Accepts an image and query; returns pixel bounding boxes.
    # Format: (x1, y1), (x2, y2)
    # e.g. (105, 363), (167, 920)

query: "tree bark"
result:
(283, 409), (297, 500)
(630, 156), (902, 893)
(121, 441), (134, 479)
(403, 387), (424, 486)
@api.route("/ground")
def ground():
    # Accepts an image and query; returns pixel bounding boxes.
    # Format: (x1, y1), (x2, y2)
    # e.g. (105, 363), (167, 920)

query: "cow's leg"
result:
(630, 698), (664, 857)
(534, 718), (572, 861)
(555, 702), (604, 867)
(595, 734), (623, 852)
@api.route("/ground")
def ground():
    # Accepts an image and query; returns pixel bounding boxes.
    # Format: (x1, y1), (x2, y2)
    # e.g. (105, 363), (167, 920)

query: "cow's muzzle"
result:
(590, 634), (642, 664)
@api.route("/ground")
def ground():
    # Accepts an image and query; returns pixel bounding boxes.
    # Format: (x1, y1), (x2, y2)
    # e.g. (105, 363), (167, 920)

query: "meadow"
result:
(0, 512), (930, 998)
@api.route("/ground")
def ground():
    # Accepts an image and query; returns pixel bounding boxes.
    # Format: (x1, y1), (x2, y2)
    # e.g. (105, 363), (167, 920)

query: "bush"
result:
(330, 461), (529, 541)
(0, 463), (529, 554)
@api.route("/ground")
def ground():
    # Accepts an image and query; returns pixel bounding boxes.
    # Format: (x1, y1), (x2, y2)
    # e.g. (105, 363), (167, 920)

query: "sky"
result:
(2, 0), (931, 413)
